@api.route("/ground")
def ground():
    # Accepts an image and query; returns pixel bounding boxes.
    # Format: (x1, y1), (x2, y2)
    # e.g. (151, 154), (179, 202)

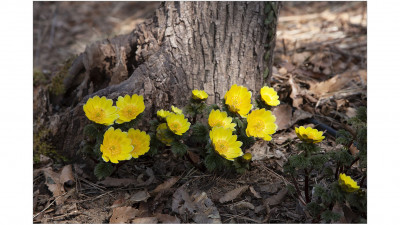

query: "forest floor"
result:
(33, 2), (367, 223)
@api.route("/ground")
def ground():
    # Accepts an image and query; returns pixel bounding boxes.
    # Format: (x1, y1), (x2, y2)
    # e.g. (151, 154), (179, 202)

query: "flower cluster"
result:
(155, 105), (191, 145)
(84, 94), (145, 125)
(83, 94), (150, 164)
(204, 84), (279, 164)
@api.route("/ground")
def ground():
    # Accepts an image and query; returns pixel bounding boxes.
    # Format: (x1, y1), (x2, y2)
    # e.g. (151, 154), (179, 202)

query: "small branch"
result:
(360, 174), (367, 187)
(346, 156), (360, 172)
(291, 174), (307, 206)
(33, 192), (68, 219)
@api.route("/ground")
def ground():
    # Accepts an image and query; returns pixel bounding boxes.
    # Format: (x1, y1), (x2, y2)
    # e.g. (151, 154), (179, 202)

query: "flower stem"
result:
(335, 162), (341, 180)
(304, 169), (311, 203)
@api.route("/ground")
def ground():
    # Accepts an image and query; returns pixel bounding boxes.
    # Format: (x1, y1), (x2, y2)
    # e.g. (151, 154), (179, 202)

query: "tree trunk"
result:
(36, 2), (281, 159)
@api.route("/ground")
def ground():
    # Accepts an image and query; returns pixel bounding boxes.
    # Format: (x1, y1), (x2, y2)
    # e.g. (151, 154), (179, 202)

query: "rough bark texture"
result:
(36, 2), (280, 159)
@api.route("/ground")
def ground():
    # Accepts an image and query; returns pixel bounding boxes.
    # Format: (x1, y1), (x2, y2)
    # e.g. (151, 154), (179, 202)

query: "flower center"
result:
(124, 105), (137, 118)
(170, 122), (181, 131)
(108, 145), (121, 156)
(215, 140), (229, 154)
(253, 121), (265, 132)
(214, 121), (223, 127)
(94, 108), (105, 121)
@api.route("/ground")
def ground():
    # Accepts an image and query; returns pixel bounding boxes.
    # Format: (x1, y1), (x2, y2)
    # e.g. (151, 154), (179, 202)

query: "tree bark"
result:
(37, 2), (281, 159)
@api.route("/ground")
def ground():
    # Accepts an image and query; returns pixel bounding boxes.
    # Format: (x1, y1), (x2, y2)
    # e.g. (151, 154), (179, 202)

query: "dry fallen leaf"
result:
(219, 185), (249, 203)
(309, 71), (355, 97)
(259, 183), (281, 193)
(155, 213), (181, 224)
(110, 206), (139, 224)
(264, 188), (288, 206)
(291, 109), (313, 125)
(349, 143), (359, 156)
(274, 132), (297, 145)
(248, 141), (269, 161)
(131, 217), (158, 224)
(249, 186), (262, 199)
(41, 165), (75, 205)
(231, 201), (255, 210)
(111, 198), (127, 208)
(273, 104), (293, 131)
(172, 187), (221, 223)
(151, 176), (179, 194)
(187, 150), (201, 165)
(129, 190), (150, 203)
(136, 168), (155, 187)
(289, 75), (303, 109)
(97, 177), (136, 187)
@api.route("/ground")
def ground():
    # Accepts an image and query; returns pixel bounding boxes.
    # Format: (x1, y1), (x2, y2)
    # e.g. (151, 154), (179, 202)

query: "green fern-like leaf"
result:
(83, 124), (100, 138)
(205, 104), (220, 115)
(237, 133), (255, 150)
(171, 141), (188, 157)
(204, 153), (218, 171)
(336, 129), (353, 146)
(190, 123), (209, 144)
(321, 210), (341, 223)
(94, 162), (114, 180)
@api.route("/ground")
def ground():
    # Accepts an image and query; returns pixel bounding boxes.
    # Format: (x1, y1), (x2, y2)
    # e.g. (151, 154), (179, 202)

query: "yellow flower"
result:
(338, 173), (360, 192)
(243, 153), (252, 161)
(208, 109), (236, 131)
(166, 114), (191, 135)
(192, 89), (208, 100)
(83, 96), (118, 125)
(157, 109), (173, 120)
(100, 127), (133, 163)
(116, 94), (145, 124)
(156, 123), (173, 146)
(171, 105), (183, 114)
(246, 109), (277, 141)
(127, 128), (150, 158)
(260, 86), (280, 106)
(210, 127), (243, 161)
(224, 84), (253, 117)
(295, 126), (325, 143)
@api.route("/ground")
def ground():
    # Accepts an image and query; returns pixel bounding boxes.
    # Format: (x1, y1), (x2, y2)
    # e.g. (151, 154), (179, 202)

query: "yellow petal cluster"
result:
(295, 126), (325, 143)
(116, 94), (145, 124)
(166, 114), (191, 135)
(156, 123), (174, 146)
(100, 127), (133, 163)
(338, 173), (360, 192)
(260, 86), (280, 106)
(83, 96), (119, 125)
(127, 128), (150, 158)
(157, 109), (173, 120)
(192, 89), (208, 100)
(209, 127), (243, 161)
(224, 84), (253, 117)
(171, 105), (183, 115)
(246, 109), (277, 141)
(208, 109), (236, 131)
